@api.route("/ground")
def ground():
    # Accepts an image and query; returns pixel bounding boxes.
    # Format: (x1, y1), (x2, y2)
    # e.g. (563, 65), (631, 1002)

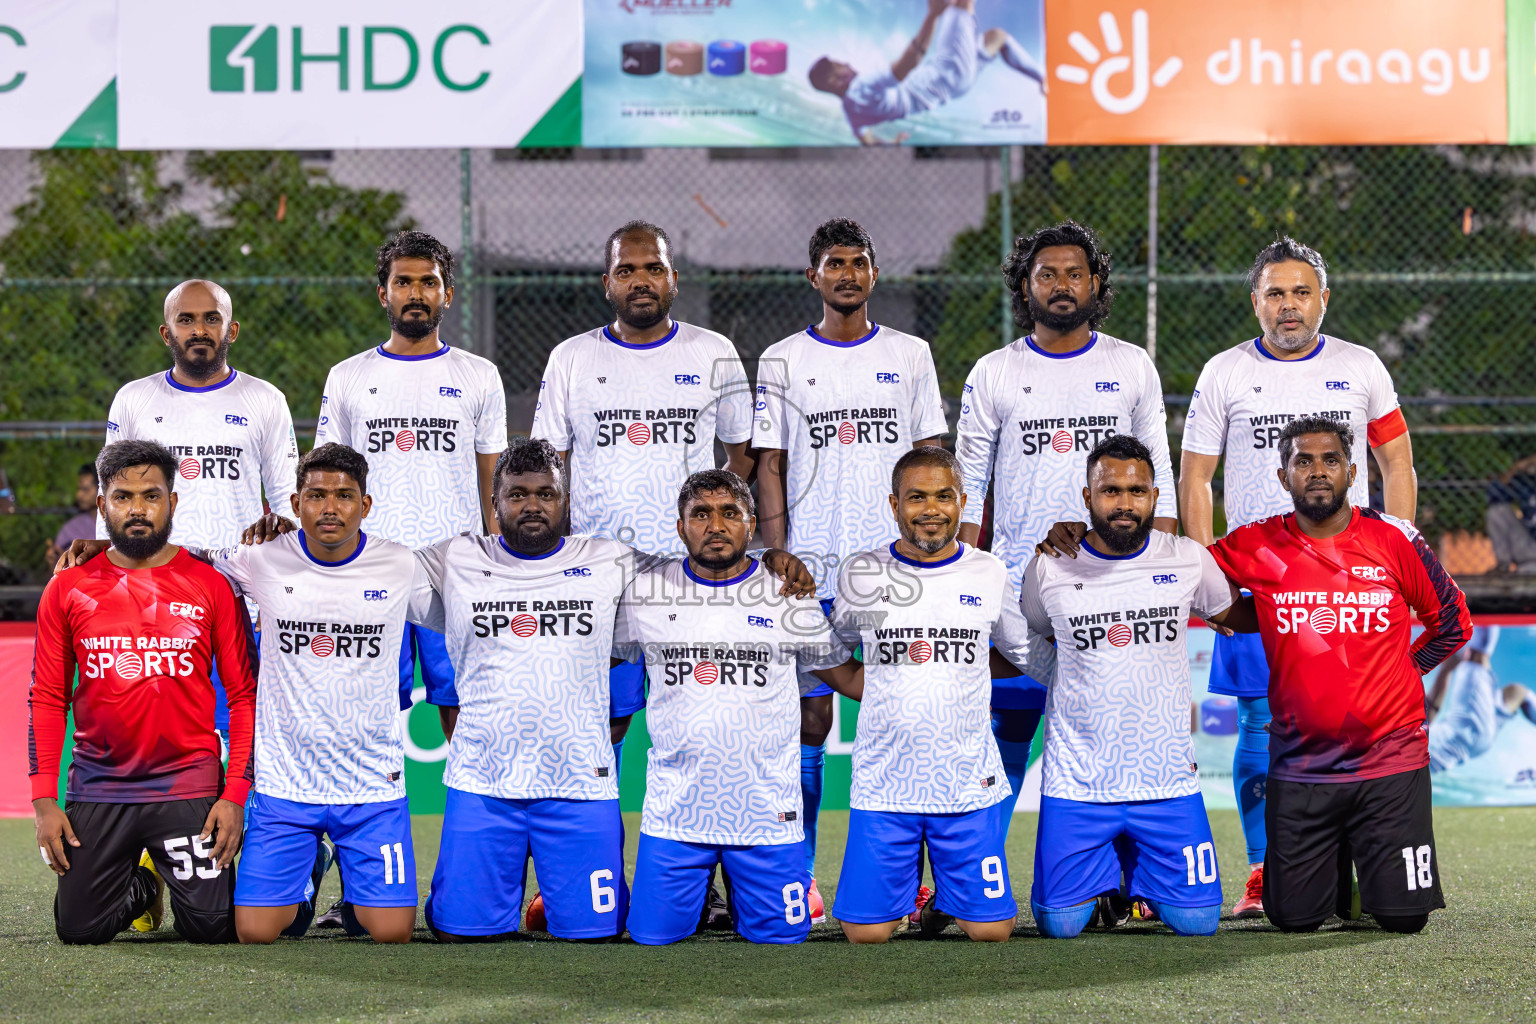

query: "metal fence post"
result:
(1146, 144), (1159, 364)
(1000, 145), (1013, 349)
(459, 147), (475, 354)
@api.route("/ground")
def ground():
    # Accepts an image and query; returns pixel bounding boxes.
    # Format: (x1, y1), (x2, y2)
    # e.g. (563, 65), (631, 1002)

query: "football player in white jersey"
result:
(829, 446), (1038, 943)
(1179, 237), (1416, 918)
(530, 221), (754, 791)
(314, 230), (508, 724)
(615, 469), (862, 945)
(1021, 435), (1256, 938)
(754, 218), (948, 921)
(954, 222), (1176, 835)
(104, 279), (299, 743)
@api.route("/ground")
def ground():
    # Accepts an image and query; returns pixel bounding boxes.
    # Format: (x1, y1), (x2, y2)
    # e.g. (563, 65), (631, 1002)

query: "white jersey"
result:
(531, 321), (753, 556)
(955, 333), (1176, 583)
(412, 533), (637, 802)
(315, 343), (507, 548)
(209, 532), (427, 804)
(832, 543), (1033, 814)
(103, 369), (298, 549)
(1183, 335), (1403, 530)
(614, 558), (848, 845)
(1020, 532), (1234, 803)
(753, 324), (948, 596)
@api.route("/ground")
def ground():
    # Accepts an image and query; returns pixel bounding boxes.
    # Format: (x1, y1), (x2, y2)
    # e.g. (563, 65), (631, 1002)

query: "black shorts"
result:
(55, 797), (236, 944)
(1264, 767), (1443, 929)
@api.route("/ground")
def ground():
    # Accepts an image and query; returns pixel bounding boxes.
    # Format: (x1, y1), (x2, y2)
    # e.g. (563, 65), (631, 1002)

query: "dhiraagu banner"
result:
(115, 0), (581, 149)
(0, 0), (118, 148)
(582, 0), (1047, 147)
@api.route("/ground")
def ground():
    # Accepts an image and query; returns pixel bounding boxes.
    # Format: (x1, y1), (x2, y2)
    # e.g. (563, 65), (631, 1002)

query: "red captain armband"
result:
(1367, 408), (1408, 447)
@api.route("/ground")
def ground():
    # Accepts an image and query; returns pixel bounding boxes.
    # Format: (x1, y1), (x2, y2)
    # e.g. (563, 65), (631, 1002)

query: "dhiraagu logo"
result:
(208, 24), (491, 93)
(1054, 10), (1181, 114)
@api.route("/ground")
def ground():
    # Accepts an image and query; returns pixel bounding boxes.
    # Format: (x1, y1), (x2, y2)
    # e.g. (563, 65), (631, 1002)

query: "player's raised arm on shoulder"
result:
(314, 366), (350, 448)
(530, 347), (573, 462)
(991, 572), (1034, 671)
(207, 575), (258, 809)
(1391, 520), (1472, 675)
(1177, 452), (1221, 546)
(1363, 351), (1416, 523)
(1178, 360), (1231, 546)
(752, 354), (792, 548)
(800, 598), (862, 700)
(1133, 354), (1178, 532)
(757, 449), (790, 549)
(954, 360), (998, 546)
(715, 348), (756, 480)
(1018, 556), (1054, 641)
(407, 546), (447, 634)
(910, 344), (949, 447)
(476, 452), (499, 536)
(28, 580), (74, 806)
(474, 362), (510, 536)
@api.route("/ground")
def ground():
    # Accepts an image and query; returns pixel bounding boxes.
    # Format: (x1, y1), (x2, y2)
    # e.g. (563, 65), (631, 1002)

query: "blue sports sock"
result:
(1147, 901), (1220, 936)
(992, 709), (1041, 832)
(800, 744), (826, 876)
(1031, 899), (1095, 939)
(612, 739), (625, 781)
(1234, 696), (1271, 865)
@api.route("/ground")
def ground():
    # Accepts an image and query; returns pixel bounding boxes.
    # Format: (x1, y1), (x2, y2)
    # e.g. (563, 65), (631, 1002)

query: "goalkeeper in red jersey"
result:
(1207, 416), (1470, 933)
(29, 439), (257, 944)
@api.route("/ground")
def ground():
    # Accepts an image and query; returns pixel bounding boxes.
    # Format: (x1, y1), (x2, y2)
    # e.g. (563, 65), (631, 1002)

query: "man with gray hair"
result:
(102, 279), (298, 771)
(1178, 237), (1417, 920)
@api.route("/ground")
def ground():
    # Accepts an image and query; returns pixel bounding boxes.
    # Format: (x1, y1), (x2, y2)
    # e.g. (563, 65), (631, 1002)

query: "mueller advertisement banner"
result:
(114, 0), (581, 149)
(0, 0), (118, 148)
(1041, 0), (1508, 144)
(581, 0), (1049, 146)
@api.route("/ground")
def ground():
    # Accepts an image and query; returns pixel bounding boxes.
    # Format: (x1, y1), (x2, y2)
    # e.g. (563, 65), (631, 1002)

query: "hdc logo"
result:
(675, 374), (701, 386)
(209, 24), (490, 94)
(875, 373), (900, 384)
(363, 590), (388, 601)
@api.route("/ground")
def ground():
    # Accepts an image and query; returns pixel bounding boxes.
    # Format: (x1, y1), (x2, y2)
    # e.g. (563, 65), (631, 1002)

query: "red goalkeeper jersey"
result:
(28, 549), (257, 804)
(1210, 507), (1470, 782)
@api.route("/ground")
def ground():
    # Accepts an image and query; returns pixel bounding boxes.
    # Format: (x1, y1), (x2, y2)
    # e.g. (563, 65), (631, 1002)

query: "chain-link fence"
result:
(2, 144), (1534, 594)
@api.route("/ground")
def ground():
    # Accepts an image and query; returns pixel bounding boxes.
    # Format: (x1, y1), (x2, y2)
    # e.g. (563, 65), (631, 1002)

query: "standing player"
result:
(614, 470), (862, 945)
(1180, 237), (1417, 917)
(829, 447), (1037, 943)
(955, 221), (1176, 833)
(30, 440), (256, 944)
(1021, 436), (1256, 938)
(755, 217), (948, 919)
(1209, 418), (1468, 933)
(315, 229), (507, 714)
(104, 279), (297, 745)
(531, 221), (754, 775)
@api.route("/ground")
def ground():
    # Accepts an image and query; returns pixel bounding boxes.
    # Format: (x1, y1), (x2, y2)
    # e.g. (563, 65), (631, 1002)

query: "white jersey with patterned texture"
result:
(210, 531), (428, 803)
(832, 543), (1033, 813)
(955, 333), (1175, 583)
(1182, 335), (1402, 529)
(1020, 532), (1234, 803)
(411, 533), (636, 802)
(530, 322), (753, 556)
(753, 324), (949, 596)
(103, 369), (298, 549)
(314, 343), (507, 548)
(613, 558), (849, 845)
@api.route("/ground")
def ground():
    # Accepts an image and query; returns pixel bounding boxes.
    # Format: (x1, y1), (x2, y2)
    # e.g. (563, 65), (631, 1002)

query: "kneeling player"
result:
(615, 470), (862, 945)
(829, 447), (1040, 943)
(32, 440), (255, 944)
(1023, 436), (1256, 938)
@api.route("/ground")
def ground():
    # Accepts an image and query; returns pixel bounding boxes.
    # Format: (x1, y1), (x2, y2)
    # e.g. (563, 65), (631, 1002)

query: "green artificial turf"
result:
(1, 808), (1532, 1023)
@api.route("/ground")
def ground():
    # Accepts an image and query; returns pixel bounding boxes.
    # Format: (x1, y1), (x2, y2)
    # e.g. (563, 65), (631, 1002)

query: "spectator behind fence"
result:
(44, 464), (100, 566)
(1485, 454), (1536, 573)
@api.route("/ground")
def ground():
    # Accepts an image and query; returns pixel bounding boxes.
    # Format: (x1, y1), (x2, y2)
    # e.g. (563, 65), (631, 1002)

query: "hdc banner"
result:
(115, 0), (581, 149)
(0, 0), (118, 148)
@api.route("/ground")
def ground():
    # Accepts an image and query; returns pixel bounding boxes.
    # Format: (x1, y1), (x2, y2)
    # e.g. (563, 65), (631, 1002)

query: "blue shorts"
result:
(629, 833), (811, 945)
(833, 803), (1016, 924)
(1032, 794), (1222, 909)
(1208, 628), (1269, 698)
(610, 657), (648, 718)
(426, 788), (626, 939)
(802, 599), (841, 700)
(405, 622), (457, 711)
(235, 792), (416, 908)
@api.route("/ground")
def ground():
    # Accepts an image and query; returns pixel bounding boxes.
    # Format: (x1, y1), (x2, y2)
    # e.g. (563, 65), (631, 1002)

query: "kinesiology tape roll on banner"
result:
(666, 41), (704, 76)
(622, 41), (662, 76)
(1199, 696), (1239, 736)
(707, 40), (745, 76)
(749, 40), (787, 75)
